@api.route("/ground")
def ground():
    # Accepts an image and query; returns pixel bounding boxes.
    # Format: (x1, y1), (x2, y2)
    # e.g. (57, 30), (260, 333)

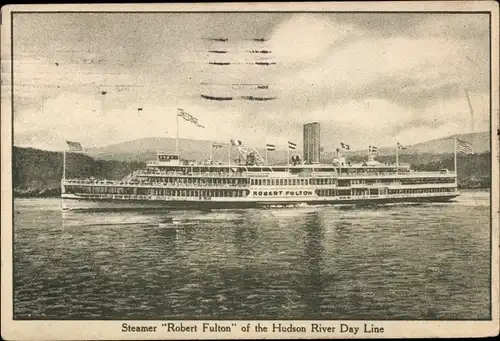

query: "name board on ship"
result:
(253, 190), (314, 197)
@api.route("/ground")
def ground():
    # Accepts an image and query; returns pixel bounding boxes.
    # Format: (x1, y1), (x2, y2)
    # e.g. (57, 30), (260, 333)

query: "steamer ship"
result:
(61, 121), (460, 211)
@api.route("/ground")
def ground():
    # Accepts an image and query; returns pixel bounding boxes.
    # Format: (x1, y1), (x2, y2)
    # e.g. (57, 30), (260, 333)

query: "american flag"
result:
(177, 108), (205, 128)
(66, 141), (83, 151)
(340, 142), (350, 150)
(288, 141), (297, 150)
(266, 144), (276, 151)
(457, 139), (474, 154)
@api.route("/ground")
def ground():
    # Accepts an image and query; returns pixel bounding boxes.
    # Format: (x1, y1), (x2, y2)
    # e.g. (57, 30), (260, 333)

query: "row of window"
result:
(316, 189), (351, 197)
(315, 187), (455, 197)
(142, 170), (246, 178)
(250, 178), (316, 186)
(351, 178), (455, 185)
(141, 177), (247, 185)
(400, 178), (455, 185)
(66, 185), (249, 198)
(147, 189), (248, 197)
(389, 188), (455, 194)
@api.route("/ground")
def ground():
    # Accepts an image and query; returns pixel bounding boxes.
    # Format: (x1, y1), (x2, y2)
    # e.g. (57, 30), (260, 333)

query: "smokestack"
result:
(303, 122), (321, 163)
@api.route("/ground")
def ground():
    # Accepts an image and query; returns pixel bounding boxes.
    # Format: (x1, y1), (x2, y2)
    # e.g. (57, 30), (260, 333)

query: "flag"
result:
(340, 142), (350, 150)
(230, 139), (242, 146)
(397, 142), (407, 150)
(369, 145), (378, 152)
(288, 141), (297, 150)
(212, 142), (223, 149)
(66, 141), (82, 151)
(178, 108), (205, 128)
(457, 139), (474, 154)
(266, 144), (276, 151)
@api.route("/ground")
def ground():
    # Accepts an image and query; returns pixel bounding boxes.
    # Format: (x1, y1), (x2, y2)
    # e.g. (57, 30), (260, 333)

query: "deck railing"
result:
(136, 170), (249, 178)
(62, 179), (248, 188)
(63, 170), (456, 185)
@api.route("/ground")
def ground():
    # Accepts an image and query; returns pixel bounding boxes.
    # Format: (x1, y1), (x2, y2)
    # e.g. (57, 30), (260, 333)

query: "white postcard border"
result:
(1, 2), (499, 340)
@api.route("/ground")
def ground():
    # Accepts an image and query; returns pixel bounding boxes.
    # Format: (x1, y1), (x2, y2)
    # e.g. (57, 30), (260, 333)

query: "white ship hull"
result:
(61, 191), (459, 211)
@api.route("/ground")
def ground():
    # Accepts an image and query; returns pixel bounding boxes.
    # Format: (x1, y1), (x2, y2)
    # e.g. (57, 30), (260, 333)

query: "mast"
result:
(337, 148), (341, 176)
(228, 143), (231, 165)
(62, 149), (66, 180)
(209, 141), (213, 162)
(454, 137), (458, 182)
(176, 109), (180, 154)
(396, 144), (399, 175)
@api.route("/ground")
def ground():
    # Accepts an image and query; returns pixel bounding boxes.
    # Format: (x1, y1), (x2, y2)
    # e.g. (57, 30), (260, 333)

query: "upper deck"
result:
(139, 164), (454, 178)
(61, 151), (456, 187)
(144, 153), (452, 177)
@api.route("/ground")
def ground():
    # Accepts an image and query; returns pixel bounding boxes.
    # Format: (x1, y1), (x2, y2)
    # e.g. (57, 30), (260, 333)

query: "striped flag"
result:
(212, 142), (223, 149)
(266, 144), (276, 151)
(457, 139), (474, 154)
(369, 145), (378, 152)
(397, 142), (407, 150)
(66, 141), (83, 151)
(288, 141), (297, 150)
(340, 142), (350, 150)
(230, 139), (242, 146)
(177, 108), (205, 128)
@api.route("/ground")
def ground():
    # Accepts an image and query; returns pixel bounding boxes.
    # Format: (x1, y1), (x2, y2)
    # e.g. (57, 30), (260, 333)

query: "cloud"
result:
(267, 14), (358, 67)
(276, 34), (483, 105)
(411, 13), (490, 40)
(14, 91), (281, 149)
(10, 12), (491, 151)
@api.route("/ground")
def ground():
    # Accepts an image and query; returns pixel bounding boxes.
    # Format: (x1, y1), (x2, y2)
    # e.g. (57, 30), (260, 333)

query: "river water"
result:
(13, 190), (491, 320)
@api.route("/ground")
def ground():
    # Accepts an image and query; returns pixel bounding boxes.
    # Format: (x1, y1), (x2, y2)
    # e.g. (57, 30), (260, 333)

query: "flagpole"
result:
(338, 148), (341, 176)
(176, 109), (180, 154)
(63, 149), (66, 180)
(209, 141), (213, 162)
(396, 145), (399, 175)
(454, 137), (457, 180)
(266, 148), (268, 166)
(228, 144), (231, 165)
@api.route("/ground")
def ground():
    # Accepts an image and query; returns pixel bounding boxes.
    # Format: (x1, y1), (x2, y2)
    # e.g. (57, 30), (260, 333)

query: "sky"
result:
(8, 12), (491, 151)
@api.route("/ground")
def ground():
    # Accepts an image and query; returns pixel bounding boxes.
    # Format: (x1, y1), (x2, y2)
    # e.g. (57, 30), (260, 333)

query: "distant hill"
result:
(11, 145), (492, 197)
(349, 131), (490, 157)
(85, 137), (293, 165)
(84, 131), (490, 163)
(13, 147), (145, 197)
(409, 131), (490, 154)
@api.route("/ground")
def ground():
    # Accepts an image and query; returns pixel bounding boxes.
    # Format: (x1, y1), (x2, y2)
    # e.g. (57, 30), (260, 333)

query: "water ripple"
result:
(13, 191), (490, 320)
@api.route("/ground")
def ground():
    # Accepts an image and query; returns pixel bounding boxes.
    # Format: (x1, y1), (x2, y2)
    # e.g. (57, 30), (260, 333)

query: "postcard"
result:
(1, 1), (498, 339)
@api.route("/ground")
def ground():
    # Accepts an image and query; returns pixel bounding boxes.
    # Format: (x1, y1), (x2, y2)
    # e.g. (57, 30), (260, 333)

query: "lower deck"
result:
(61, 190), (459, 211)
(62, 184), (457, 199)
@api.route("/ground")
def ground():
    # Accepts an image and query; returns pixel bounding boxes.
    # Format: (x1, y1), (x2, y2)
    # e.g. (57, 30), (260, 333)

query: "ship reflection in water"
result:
(14, 190), (490, 320)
